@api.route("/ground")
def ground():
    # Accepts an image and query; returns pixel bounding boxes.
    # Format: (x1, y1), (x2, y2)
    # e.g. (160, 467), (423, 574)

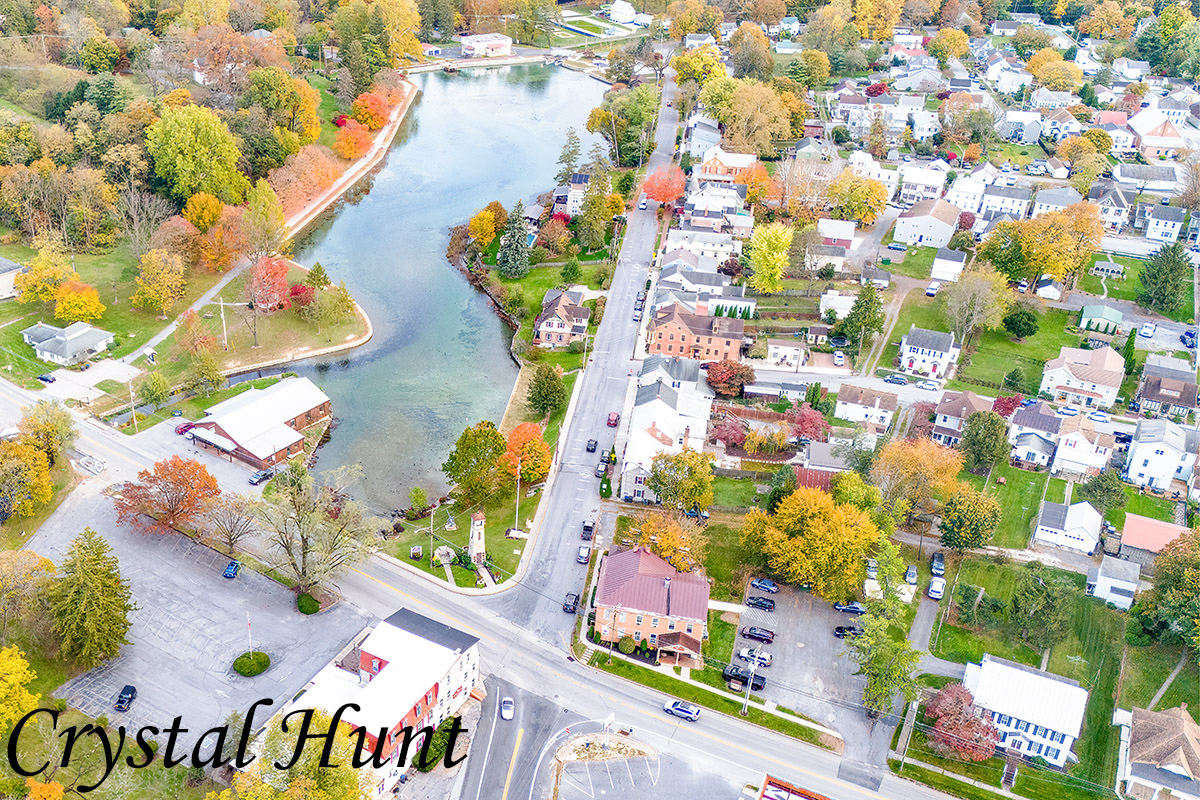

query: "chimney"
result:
(682, 426), (690, 450)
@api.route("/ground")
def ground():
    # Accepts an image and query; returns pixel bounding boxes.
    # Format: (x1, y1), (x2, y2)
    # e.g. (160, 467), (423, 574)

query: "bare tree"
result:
(941, 264), (1011, 347)
(205, 494), (259, 555)
(119, 188), (175, 258)
(1178, 149), (1200, 215)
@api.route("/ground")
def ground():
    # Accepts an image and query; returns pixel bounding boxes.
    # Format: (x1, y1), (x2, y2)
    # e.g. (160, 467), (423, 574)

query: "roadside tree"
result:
(633, 513), (707, 572)
(18, 400), (76, 467)
(205, 494), (259, 556)
(527, 363), (567, 417)
(136, 372), (171, 411)
(926, 684), (1000, 761)
(0, 442), (53, 522)
(45, 528), (136, 668)
(643, 165), (687, 204)
(939, 483), (1002, 552)
(706, 360), (756, 397)
(827, 170), (888, 225)
(442, 421), (505, 507)
(647, 449), (714, 513)
(498, 423), (551, 484)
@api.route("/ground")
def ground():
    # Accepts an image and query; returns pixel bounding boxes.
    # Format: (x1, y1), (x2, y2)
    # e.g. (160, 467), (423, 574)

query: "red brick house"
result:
(646, 303), (744, 361)
(190, 376), (331, 469)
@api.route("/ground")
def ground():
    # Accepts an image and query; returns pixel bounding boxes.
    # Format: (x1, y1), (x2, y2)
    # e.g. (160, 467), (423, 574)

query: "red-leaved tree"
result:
(909, 401), (937, 438)
(115, 456), (221, 534)
(249, 256), (290, 311)
(992, 393), (1024, 418)
(958, 211), (975, 231)
(711, 416), (747, 446)
(865, 82), (888, 97)
(642, 164), (687, 204)
(706, 360), (756, 397)
(786, 402), (830, 442)
(290, 283), (315, 308)
(926, 684), (1000, 762)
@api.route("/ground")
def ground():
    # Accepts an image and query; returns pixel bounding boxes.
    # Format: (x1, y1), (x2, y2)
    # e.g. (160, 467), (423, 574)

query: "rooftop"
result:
(595, 547), (709, 620)
(963, 653), (1088, 738)
(1122, 513), (1189, 554)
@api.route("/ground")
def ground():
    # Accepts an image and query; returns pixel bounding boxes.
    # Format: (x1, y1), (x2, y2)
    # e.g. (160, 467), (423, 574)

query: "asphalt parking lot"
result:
(129, 419), (271, 495)
(34, 486), (368, 748)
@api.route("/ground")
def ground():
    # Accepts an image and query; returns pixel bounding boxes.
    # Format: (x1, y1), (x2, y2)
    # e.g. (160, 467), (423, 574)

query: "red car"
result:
(607, 412), (619, 427)
(175, 422), (195, 435)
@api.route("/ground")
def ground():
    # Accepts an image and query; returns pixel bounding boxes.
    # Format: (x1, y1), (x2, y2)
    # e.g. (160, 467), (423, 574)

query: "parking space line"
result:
(603, 759), (614, 788)
(648, 756), (660, 786)
(625, 757), (635, 785)
(561, 766), (591, 798)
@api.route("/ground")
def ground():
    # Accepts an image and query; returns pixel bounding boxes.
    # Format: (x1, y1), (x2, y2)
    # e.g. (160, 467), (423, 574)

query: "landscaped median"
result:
(586, 648), (841, 751)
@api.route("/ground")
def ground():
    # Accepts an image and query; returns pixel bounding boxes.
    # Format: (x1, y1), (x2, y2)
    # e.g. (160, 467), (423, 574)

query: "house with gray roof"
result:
(1032, 186), (1082, 217)
(980, 184), (1031, 218)
(1125, 416), (1200, 490)
(1035, 500), (1102, 554)
(1012, 431), (1057, 467)
(20, 321), (114, 366)
(898, 325), (960, 378)
(1087, 555), (1140, 610)
(0, 255), (20, 301)
(1137, 374), (1199, 418)
(1141, 204), (1187, 244)
(1079, 304), (1123, 334)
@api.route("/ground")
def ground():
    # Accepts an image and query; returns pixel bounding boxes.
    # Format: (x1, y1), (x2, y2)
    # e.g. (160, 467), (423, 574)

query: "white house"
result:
(819, 290), (856, 321)
(1035, 275), (1064, 301)
(944, 175), (988, 216)
(991, 20), (1018, 34)
(892, 199), (961, 248)
(931, 390), (990, 446)
(619, 380), (714, 503)
(1115, 162), (1182, 193)
(980, 185), (1031, 218)
(766, 339), (805, 369)
(607, 0), (635, 23)
(910, 110), (941, 141)
(1051, 416), (1114, 477)
(834, 384), (898, 428)
(1099, 123), (1137, 155)
(1087, 555), (1139, 610)
(1031, 87), (1075, 109)
(1034, 501), (1102, 553)
(1031, 186), (1082, 217)
(1144, 205), (1187, 244)
(460, 32), (513, 57)
(930, 248), (967, 282)
(898, 325), (960, 378)
(1039, 346), (1125, 409)
(1012, 432), (1057, 467)
(896, 165), (948, 207)
(682, 33), (716, 49)
(20, 321), (114, 366)
(1125, 417), (1200, 491)
(1113, 56), (1151, 81)
(995, 67), (1034, 94)
(963, 654), (1088, 768)
(1088, 181), (1137, 232)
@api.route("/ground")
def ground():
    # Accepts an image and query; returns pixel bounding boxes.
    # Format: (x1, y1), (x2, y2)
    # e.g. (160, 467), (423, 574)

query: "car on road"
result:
(563, 593), (579, 613)
(586, 439), (597, 452)
(577, 545), (590, 564)
(223, 560), (241, 579)
(919, 380), (939, 391)
(699, 361), (715, 371)
(745, 596), (775, 611)
(638, 196), (648, 210)
(500, 697), (514, 720)
(248, 468), (275, 485)
(866, 558), (878, 579)
(904, 565), (918, 584)
(930, 551), (945, 576)
(637, 290), (646, 300)
(36, 374), (55, 384)
(884, 374), (907, 386)
(1055, 406), (1079, 417)
(1088, 411), (1109, 423)
(928, 576), (946, 600)
(750, 577), (779, 593)
(607, 412), (620, 427)
(1139, 322), (1158, 338)
(722, 664), (766, 690)
(887, 242), (908, 252)
(595, 462), (607, 478)
(926, 282), (941, 297)
(737, 647), (772, 667)
(1114, 431), (1133, 444)
(740, 626), (775, 643)
(663, 700), (701, 721)
(175, 422), (196, 435)
(582, 519), (594, 540)
(833, 351), (845, 367)
(113, 685), (137, 712)
(833, 625), (864, 639)
(834, 601), (867, 615)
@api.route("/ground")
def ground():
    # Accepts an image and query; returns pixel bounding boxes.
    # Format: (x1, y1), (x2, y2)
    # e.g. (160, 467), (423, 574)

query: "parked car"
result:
(500, 697), (515, 720)
(663, 700), (701, 721)
(1139, 322), (1158, 338)
(884, 374), (907, 386)
(834, 601), (867, 615)
(1088, 411), (1109, 423)
(632, 311), (642, 322)
(113, 685), (137, 712)
(919, 380), (939, 391)
(595, 463), (607, 478)
(737, 647), (772, 667)
(634, 300), (644, 311)
(586, 439), (597, 452)
(563, 593), (579, 613)
(740, 626), (775, 643)
(607, 412), (620, 427)
(833, 625), (864, 639)
(866, 558), (878, 579)
(223, 560), (241, 579)
(576, 545), (590, 564)
(1114, 431), (1133, 444)
(1020, 398), (1037, 407)
(928, 576), (946, 600)
(723, 664), (766, 690)
(1055, 406), (1079, 417)
(930, 551), (945, 576)
(175, 422), (196, 435)
(887, 242), (908, 252)
(1017, 280), (1028, 293)
(36, 374), (55, 384)
(926, 282), (941, 297)
(745, 596), (775, 611)
(248, 468), (275, 485)
(750, 577), (779, 593)
(637, 290), (646, 301)
(904, 565), (918, 585)
(833, 351), (845, 367)
(581, 519), (594, 540)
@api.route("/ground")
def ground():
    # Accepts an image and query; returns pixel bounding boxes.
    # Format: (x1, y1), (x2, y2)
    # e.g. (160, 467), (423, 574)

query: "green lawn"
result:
(931, 621), (1040, 667)
(1044, 478), (1068, 504)
(704, 609), (737, 664)
(704, 522), (765, 603)
(1076, 254), (1194, 324)
(0, 458), (75, 550)
(891, 760), (1007, 800)
(713, 476), (760, 509)
(304, 73), (343, 148)
(1120, 643), (1200, 722)
(878, 294), (946, 375)
(988, 142), (1037, 167)
(984, 463), (1049, 549)
(884, 245), (938, 280)
(1104, 485), (1178, 528)
(959, 308), (1083, 392)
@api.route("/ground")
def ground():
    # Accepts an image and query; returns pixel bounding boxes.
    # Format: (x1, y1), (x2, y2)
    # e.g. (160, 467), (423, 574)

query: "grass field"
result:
(1076, 254), (1194, 323)
(1104, 484), (1178, 528)
(713, 476), (760, 508)
(982, 463), (1049, 549)
(1120, 642), (1200, 722)
(1044, 478), (1068, 504)
(958, 308), (1083, 391)
(304, 73), (343, 148)
(884, 246), (938, 280)
(703, 522), (765, 603)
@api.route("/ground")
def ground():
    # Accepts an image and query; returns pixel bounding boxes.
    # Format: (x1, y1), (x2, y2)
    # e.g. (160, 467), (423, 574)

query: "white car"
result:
(500, 697), (514, 720)
(928, 577), (946, 600)
(737, 647), (772, 667)
(833, 350), (845, 366)
(919, 380), (939, 391)
(926, 282), (941, 297)
(1088, 411), (1109, 423)
(1055, 406), (1079, 417)
(1139, 322), (1157, 338)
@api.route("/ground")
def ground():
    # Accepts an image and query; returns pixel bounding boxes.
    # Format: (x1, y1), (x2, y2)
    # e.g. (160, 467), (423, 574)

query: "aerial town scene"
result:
(0, 0), (1198, 797)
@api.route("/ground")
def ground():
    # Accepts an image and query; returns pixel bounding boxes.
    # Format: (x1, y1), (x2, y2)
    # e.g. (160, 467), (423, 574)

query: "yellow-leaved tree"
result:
(131, 248), (187, 317)
(633, 513), (708, 572)
(0, 645), (39, 733)
(870, 438), (963, 519)
(14, 236), (77, 305)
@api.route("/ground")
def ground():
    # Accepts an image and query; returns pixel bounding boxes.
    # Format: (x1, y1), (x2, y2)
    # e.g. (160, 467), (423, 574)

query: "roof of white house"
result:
(702, 145), (757, 170)
(1038, 500), (1101, 535)
(817, 218), (856, 240)
(200, 377), (329, 460)
(963, 654), (1088, 738)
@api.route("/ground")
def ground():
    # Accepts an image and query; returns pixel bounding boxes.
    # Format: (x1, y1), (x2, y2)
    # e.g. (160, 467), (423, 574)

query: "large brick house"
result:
(190, 376), (331, 470)
(595, 546), (709, 664)
(646, 303), (744, 361)
(697, 145), (757, 183)
(532, 289), (590, 348)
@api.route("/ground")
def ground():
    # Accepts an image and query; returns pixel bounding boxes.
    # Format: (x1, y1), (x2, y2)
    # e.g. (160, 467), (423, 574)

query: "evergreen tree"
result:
(47, 528), (137, 668)
(304, 262), (332, 289)
(836, 283), (886, 351)
(496, 200), (531, 279)
(1138, 242), (1191, 315)
(560, 256), (580, 285)
(555, 128), (582, 185)
(527, 363), (567, 417)
(1123, 333), (1137, 375)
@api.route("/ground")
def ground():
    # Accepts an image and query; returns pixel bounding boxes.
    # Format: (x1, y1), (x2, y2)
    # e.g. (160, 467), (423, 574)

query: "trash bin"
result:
(882, 258), (891, 265)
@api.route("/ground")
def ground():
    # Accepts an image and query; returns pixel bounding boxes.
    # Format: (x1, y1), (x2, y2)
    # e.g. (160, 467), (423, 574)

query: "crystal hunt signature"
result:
(7, 699), (469, 792)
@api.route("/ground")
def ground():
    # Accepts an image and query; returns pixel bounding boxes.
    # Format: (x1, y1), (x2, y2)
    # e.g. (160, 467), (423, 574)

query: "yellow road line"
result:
(348, 566), (495, 643)
(501, 728), (523, 800)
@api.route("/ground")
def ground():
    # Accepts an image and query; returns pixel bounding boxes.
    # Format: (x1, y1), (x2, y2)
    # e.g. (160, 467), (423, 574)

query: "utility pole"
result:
(741, 660), (757, 716)
(515, 454), (522, 531)
(220, 294), (228, 350)
(128, 380), (139, 433)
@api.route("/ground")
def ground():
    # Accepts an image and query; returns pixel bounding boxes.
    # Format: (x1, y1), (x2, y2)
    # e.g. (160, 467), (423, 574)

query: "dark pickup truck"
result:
(723, 664), (766, 691)
(581, 518), (594, 540)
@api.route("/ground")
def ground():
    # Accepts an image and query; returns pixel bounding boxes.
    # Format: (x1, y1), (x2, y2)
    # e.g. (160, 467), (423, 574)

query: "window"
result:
(1051, 731), (1066, 744)
(668, 620), (676, 631)
(619, 612), (627, 623)
(649, 633), (657, 643)
(1045, 748), (1060, 761)
(1018, 720), (1031, 732)
(1033, 725), (1046, 738)
(996, 714), (1011, 726)
(1029, 743), (1043, 756)
(635, 615), (643, 626)
(686, 623), (693, 634)
(651, 617), (658, 628)
(371, 659), (380, 672)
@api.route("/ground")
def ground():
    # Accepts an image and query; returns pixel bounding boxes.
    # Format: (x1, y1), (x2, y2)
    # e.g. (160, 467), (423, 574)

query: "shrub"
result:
(1125, 615), (1152, 646)
(53, 698), (67, 711)
(588, 625), (595, 640)
(233, 650), (271, 676)
(415, 716), (459, 772)
(95, 714), (109, 729)
(297, 593), (320, 614)
(617, 635), (636, 654)
(568, 340), (584, 353)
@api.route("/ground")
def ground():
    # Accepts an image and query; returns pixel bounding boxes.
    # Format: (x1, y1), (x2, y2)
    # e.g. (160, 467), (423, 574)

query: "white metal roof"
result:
(201, 377), (328, 459)
(963, 654), (1088, 738)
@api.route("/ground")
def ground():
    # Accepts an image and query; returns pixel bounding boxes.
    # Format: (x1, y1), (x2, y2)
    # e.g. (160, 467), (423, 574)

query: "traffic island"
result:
(556, 731), (656, 763)
(233, 651), (271, 677)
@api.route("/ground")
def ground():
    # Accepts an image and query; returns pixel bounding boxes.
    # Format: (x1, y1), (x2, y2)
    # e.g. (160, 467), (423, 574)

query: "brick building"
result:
(646, 303), (744, 361)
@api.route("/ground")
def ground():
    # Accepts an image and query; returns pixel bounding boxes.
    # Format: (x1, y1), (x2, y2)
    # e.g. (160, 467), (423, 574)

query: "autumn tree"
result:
(1038, 61), (1083, 91)
(205, 493), (259, 555)
(351, 92), (389, 130)
(735, 163), (772, 208)
(706, 360), (757, 397)
(786, 402), (830, 442)
(941, 262), (1010, 346)
(722, 81), (791, 157)
(53, 280), (105, 323)
(442, 421), (506, 506)
(18, 400), (76, 467)
(712, 415), (748, 447)
(115, 456), (221, 534)
(643, 164), (687, 204)
(1136, 528), (1200, 650)
(46, 528), (136, 668)
(854, 0), (903, 38)
(646, 449), (715, 514)
(828, 170), (888, 225)
(498, 422), (552, 484)
(200, 204), (249, 272)
(991, 393), (1024, 419)
(527, 363), (566, 417)
(0, 551), (54, 643)
(333, 119), (373, 159)
(243, 178), (287, 259)
(146, 105), (249, 203)
(1025, 46), (1062, 77)
(928, 29), (968, 65)
(131, 249), (187, 316)
(730, 22), (774, 81)
(182, 192), (224, 233)
(468, 209), (496, 247)
(249, 256), (290, 311)
(747, 223), (793, 294)
(633, 513), (707, 572)
(741, 487), (879, 600)
(871, 438), (963, 518)
(926, 684), (1000, 761)
(0, 646), (38, 733)
(671, 43), (725, 86)
(14, 239), (77, 305)
(939, 483), (1001, 551)
(793, 50), (830, 89)
(0, 442), (53, 522)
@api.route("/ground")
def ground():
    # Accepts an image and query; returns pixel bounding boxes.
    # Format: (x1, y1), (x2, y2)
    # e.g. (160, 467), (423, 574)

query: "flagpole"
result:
(247, 612), (252, 651)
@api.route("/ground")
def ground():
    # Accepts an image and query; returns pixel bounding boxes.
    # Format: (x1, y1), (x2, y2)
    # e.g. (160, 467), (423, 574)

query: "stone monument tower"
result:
(469, 512), (486, 566)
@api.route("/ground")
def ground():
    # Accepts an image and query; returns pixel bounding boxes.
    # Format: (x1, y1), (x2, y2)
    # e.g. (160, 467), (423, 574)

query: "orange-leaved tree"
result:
(351, 92), (389, 130)
(115, 456), (220, 534)
(498, 423), (551, 484)
(333, 120), (373, 160)
(642, 164), (686, 204)
(53, 280), (105, 323)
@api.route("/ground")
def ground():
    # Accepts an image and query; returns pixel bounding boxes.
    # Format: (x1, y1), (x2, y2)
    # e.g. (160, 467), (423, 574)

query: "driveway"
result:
(128, 419), (272, 495)
(32, 480), (368, 748)
(41, 360), (142, 403)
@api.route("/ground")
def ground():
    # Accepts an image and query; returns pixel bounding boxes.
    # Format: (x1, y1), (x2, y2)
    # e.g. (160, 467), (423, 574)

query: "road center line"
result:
(501, 728), (524, 800)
